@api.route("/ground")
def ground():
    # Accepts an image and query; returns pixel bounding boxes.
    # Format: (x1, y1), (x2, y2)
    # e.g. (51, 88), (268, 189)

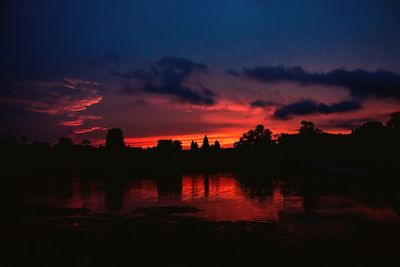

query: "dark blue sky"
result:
(3, 0), (400, 73)
(1, 0), (400, 146)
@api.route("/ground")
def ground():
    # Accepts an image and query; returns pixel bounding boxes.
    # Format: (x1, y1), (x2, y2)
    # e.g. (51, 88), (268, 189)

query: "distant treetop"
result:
(387, 111), (400, 130)
(234, 124), (273, 149)
(299, 121), (323, 135)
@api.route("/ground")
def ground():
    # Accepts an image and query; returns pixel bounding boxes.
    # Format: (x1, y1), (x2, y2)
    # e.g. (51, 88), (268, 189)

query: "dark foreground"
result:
(3, 172), (400, 266)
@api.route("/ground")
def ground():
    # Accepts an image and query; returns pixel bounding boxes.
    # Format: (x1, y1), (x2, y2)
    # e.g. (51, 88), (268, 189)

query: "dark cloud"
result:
(318, 118), (374, 130)
(250, 100), (277, 108)
(234, 66), (400, 100)
(113, 56), (216, 105)
(227, 69), (239, 76)
(273, 99), (362, 120)
(202, 88), (217, 97)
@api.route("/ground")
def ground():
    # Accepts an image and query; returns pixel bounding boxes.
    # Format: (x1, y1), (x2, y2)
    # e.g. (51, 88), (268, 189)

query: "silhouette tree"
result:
(106, 128), (125, 149)
(0, 135), (17, 147)
(190, 140), (199, 151)
(21, 136), (28, 145)
(81, 139), (91, 147)
(234, 124), (273, 149)
(201, 135), (210, 150)
(351, 121), (388, 155)
(299, 121), (322, 135)
(386, 111), (400, 131)
(386, 111), (400, 147)
(352, 121), (386, 137)
(56, 137), (73, 147)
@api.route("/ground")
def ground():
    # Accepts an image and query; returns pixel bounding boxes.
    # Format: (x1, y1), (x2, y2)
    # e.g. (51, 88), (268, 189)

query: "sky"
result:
(1, 0), (400, 148)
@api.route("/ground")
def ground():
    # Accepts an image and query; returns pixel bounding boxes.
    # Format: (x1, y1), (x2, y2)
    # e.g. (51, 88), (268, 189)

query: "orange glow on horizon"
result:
(89, 126), (353, 149)
(125, 132), (241, 148)
(92, 131), (246, 148)
(74, 96), (400, 148)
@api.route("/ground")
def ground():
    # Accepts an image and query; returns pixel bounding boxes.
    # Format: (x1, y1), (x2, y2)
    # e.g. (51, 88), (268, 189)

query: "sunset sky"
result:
(1, 0), (400, 148)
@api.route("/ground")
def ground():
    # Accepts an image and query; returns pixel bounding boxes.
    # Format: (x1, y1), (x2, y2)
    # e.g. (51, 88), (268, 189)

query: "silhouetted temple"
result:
(157, 139), (182, 152)
(190, 140), (199, 150)
(157, 140), (174, 151)
(105, 128), (125, 149)
(201, 135), (210, 150)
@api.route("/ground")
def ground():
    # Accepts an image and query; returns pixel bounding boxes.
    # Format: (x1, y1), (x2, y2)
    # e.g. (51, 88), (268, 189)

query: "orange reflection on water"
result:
(182, 174), (303, 222)
(67, 178), (106, 212)
(182, 175), (205, 200)
(127, 180), (158, 202)
(182, 175), (246, 201)
(60, 174), (399, 224)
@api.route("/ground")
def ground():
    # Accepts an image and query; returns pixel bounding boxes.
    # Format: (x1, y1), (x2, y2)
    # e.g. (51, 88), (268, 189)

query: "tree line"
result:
(1, 111), (399, 152)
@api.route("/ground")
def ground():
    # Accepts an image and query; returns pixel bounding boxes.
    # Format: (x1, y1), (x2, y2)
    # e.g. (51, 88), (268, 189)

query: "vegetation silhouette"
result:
(1, 111), (399, 176)
(234, 124), (274, 149)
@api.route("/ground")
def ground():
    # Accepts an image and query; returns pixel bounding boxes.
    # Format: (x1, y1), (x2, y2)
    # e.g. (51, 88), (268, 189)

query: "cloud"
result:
(318, 118), (374, 130)
(73, 127), (107, 134)
(59, 114), (102, 127)
(233, 66), (400, 100)
(250, 100), (277, 108)
(0, 77), (103, 115)
(113, 56), (216, 105)
(0, 77), (104, 135)
(273, 99), (362, 120)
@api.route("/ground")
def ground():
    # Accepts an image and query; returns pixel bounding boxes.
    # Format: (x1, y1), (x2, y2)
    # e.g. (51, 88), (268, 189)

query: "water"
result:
(7, 172), (400, 266)
(21, 173), (400, 225)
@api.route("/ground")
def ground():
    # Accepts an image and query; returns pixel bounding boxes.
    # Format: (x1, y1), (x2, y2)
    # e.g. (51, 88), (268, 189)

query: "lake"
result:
(5, 172), (400, 266)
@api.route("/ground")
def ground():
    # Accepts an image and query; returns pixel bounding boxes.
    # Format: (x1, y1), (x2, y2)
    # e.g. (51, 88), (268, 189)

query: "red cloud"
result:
(2, 77), (103, 115)
(74, 127), (107, 134)
(60, 114), (103, 127)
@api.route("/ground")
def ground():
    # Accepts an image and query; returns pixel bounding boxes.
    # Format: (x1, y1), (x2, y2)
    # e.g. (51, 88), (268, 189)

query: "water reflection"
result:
(26, 173), (400, 225)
